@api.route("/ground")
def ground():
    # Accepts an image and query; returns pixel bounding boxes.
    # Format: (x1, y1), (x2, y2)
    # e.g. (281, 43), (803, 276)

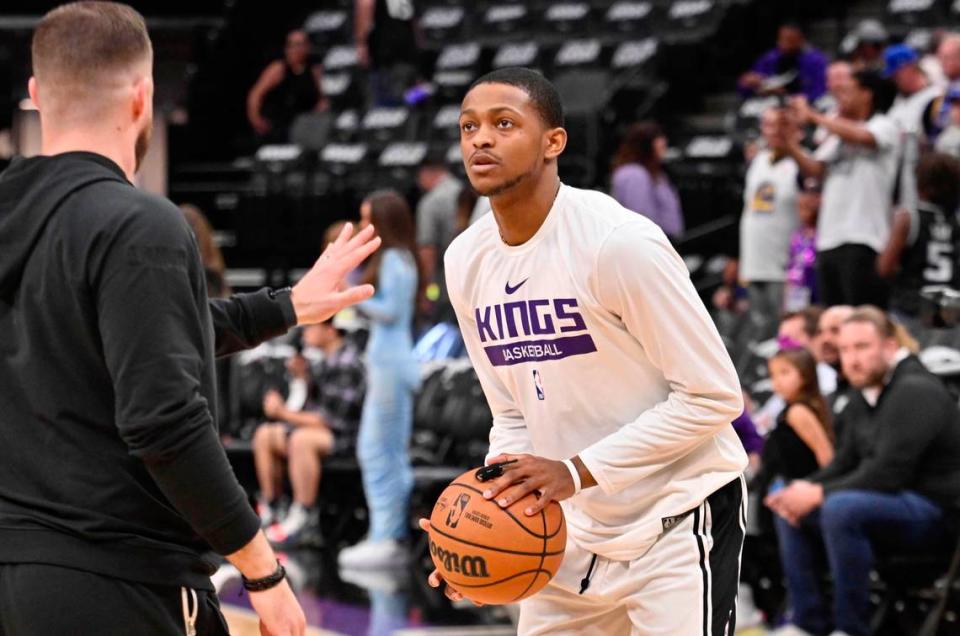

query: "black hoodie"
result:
(0, 152), (297, 590)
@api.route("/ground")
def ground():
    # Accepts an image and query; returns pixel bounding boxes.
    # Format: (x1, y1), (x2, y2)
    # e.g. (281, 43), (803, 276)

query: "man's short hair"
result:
(468, 67), (565, 129)
(782, 305), (823, 339)
(852, 69), (895, 114)
(32, 2), (151, 102)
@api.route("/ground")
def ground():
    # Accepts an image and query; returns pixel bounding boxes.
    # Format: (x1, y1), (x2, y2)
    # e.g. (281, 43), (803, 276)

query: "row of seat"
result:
(307, 0), (727, 49)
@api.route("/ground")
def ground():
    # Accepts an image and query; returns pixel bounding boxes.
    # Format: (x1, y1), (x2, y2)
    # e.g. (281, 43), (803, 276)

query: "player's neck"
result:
(490, 173), (561, 246)
(41, 124), (137, 182)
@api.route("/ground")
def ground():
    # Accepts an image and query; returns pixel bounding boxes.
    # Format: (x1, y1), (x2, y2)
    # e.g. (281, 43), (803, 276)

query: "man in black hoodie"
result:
(0, 3), (380, 635)
(766, 306), (960, 636)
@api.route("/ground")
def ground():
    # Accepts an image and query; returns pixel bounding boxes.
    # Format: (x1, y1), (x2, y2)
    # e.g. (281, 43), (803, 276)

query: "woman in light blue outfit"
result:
(338, 190), (421, 568)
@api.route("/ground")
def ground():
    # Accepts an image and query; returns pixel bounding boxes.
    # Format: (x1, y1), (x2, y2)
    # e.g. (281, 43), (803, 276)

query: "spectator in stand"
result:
(179, 203), (229, 298)
(455, 186), (479, 238)
(355, 0), (420, 107)
(934, 87), (960, 157)
(813, 61), (854, 145)
(934, 34), (960, 138)
(246, 29), (327, 144)
(754, 307), (838, 436)
(783, 176), (821, 312)
(263, 318), (366, 548)
(339, 190), (421, 568)
(785, 70), (898, 307)
(844, 19), (889, 72)
(886, 44), (942, 216)
(759, 347), (834, 498)
(415, 159), (462, 323)
(766, 306), (960, 636)
(879, 152), (960, 319)
(738, 22), (828, 102)
(610, 121), (684, 240)
(739, 107), (799, 339)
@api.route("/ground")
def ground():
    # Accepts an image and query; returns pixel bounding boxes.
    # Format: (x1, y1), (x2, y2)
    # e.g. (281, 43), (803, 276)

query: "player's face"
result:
(459, 83), (547, 197)
(837, 322), (893, 388)
(769, 357), (804, 402)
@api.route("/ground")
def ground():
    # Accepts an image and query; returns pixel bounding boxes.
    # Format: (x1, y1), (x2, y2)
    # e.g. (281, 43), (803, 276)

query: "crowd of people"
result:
(220, 11), (960, 635)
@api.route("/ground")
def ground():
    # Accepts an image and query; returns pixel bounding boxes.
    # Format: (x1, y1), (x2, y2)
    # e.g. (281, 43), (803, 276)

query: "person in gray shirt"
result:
(416, 159), (462, 321)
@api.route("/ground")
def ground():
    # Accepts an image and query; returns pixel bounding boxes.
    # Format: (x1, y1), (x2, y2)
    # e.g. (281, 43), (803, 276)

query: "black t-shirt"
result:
(262, 61), (321, 130)
(758, 403), (820, 493)
(368, 0), (418, 67)
(892, 201), (959, 316)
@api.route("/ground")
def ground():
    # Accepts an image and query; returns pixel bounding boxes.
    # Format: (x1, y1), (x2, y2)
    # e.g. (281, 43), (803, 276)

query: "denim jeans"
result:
(774, 489), (948, 636)
(357, 360), (420, 542)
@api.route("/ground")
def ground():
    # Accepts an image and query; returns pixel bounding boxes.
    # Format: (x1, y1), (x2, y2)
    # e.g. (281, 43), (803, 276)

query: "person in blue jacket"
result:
(338, 189), (422, 569)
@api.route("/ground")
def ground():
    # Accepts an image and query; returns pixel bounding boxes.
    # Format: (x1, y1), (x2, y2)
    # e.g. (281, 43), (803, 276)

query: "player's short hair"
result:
(468, 67), (565, 129)
(32, 2), (151, 104)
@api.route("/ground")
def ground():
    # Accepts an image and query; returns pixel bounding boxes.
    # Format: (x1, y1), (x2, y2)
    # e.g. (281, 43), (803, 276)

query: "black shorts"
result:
(0, 563), (229, 636)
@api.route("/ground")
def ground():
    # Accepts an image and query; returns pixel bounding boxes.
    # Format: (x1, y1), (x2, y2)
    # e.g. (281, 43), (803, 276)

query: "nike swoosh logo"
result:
(505, 278), (528, 295)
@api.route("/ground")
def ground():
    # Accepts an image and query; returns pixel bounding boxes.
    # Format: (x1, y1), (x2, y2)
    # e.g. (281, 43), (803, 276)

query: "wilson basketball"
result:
(428, 467), (566, 605)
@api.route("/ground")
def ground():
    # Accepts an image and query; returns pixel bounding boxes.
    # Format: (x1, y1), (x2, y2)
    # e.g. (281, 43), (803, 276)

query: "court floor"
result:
(216, 549), (769, 636)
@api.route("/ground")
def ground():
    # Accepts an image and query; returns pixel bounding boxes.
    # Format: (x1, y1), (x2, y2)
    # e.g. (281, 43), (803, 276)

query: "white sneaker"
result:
(767, 626), (816, 636)
(256, 498), (277, 528)
(736, 582), (764, 629)
(266, 503), (309, 543)
(337, 539), (408, 569)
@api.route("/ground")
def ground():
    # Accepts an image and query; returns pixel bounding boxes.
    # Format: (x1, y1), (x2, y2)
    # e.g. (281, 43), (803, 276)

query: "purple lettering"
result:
(494, 304), (505, 340)
(503, 301), (530, 338)
(475, 306), (495, 343)
(528, 299), (554, 335)
(555, 298), (587, 333)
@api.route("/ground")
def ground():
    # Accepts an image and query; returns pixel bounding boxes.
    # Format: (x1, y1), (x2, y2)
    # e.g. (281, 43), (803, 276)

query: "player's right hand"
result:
(417, 518), (484, 607)
(249, 579), (307, 636)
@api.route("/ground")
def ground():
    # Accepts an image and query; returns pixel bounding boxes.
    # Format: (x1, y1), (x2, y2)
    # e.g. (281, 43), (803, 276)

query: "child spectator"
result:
(783, 176), (821, 312)
(759, 347), (834, 498)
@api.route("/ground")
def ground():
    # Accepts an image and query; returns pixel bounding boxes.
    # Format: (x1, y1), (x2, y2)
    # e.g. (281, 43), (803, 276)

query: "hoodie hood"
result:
(0, 152), (127, 298)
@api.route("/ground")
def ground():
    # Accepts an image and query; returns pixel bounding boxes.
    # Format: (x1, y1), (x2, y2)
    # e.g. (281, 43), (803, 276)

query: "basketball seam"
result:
(451, 482), (563, 539)
(430, 523), (565, 557)
(444, 567), (554, 589)
(510, 507), (550, 602)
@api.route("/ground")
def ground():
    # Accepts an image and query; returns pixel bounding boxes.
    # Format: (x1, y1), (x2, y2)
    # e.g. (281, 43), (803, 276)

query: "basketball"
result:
(427, 467), (566, 605)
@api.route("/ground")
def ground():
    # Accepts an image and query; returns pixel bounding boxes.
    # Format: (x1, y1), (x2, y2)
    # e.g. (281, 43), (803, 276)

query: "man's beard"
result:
(474, 168), (532, 198)
(848, 364), (886, 389)
(134, 119), (153, 173)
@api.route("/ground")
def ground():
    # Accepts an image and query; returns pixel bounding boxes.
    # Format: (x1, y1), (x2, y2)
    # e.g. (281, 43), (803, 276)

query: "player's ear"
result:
(544, 126), (567, 161)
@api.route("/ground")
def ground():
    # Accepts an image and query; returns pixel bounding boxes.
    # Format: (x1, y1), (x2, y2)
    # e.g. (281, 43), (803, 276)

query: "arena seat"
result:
(658, 0), (726, 45)
(885, 0), (943, 32)
(482, 3), (531, 39)
(431, 42), (484, 103)
(604, 0), (656, 36)
(541, 2), (594, 36)
(420, 4), (468, 48)
(304, 9), (351, 47)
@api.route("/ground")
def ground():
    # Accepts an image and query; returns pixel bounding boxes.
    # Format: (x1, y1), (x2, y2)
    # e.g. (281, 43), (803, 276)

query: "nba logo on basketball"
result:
(446, 493), (470, 528)
(533, 369), (545, 400)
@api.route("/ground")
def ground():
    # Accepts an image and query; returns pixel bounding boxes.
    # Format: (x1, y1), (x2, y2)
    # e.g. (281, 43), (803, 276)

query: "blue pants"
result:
(774, 489), (948, 636)
(357, 361), (419, 542)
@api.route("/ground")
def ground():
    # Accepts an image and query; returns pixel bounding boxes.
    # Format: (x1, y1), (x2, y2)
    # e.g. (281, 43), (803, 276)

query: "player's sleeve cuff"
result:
(577, 449), (615, 496)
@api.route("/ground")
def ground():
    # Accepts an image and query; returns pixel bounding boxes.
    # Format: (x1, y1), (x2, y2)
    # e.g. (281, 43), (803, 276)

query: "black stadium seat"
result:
(304, 9), (350, 47)
(886, 0), (943, 31)
(659, 0), (725, 45)
(604, 0), (656, 36)
(553, 38), (604, 70)
(482, 3), (530, 38)
(420, 5), (467, 47)
(491, 41), (540, 70)
(542, 2), (594, 36)
(432, 42), (483, 103)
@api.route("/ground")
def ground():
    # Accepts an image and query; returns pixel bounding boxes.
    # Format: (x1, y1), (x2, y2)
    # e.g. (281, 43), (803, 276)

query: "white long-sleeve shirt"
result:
(444, 184), (747, 561)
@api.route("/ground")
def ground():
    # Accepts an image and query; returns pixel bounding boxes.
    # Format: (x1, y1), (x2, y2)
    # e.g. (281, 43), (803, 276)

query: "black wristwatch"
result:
(242, 560), (286, 592)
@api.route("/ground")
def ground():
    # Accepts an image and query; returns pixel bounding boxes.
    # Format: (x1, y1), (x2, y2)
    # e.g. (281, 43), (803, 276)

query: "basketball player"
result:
(421, 68), (748, 635)
(0, 3), (379, 635)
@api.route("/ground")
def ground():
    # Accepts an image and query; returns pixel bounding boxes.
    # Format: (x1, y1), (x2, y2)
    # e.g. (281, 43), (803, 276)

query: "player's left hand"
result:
(481, 453), (575, 516)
